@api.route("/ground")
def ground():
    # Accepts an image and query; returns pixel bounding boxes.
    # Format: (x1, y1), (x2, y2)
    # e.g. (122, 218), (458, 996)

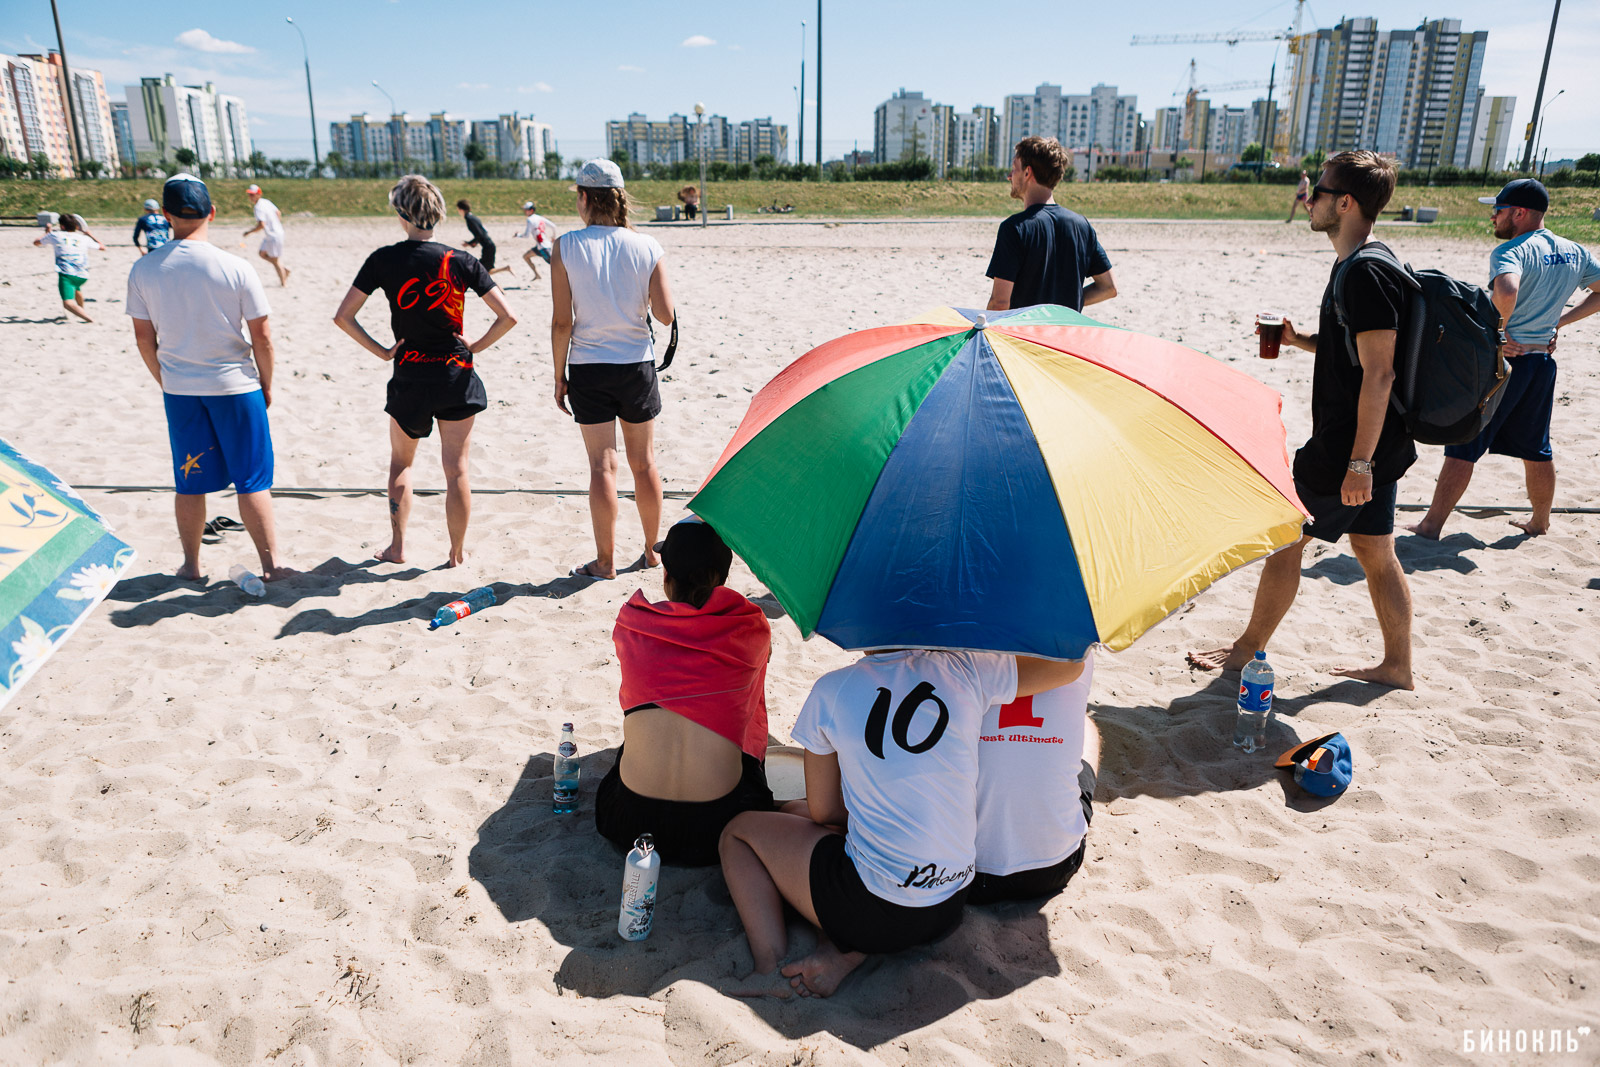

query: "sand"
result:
(1, 212), (1598, 1066)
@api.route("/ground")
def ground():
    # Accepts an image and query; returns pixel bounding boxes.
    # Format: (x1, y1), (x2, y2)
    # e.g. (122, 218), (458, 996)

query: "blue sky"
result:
(4, 1), (1595, 164)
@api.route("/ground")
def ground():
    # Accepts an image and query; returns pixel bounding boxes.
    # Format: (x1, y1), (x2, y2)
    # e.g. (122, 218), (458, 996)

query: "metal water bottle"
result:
(617, 834), (660, 941)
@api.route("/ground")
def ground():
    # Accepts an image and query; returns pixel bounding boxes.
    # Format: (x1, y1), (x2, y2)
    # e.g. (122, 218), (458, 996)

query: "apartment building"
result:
(125, 74), (250, 176)
(874, 89), (935, 164)
(1, 52), (120, 175)
(1001, 83), (1140, 158)
(932, 104), (1000, 175)
(608, 112), (786, 167)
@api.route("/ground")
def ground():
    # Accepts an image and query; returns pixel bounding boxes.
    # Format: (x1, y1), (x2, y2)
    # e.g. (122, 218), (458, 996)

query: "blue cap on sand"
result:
(163, 173), (212, 219)
(1275, 732), (1353, 797)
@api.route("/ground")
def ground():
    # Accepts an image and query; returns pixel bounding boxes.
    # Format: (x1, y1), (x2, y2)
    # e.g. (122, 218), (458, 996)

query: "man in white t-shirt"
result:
(719, 648), (1083, 998)
(972, 651), (1099, 904)
(243, 184), (290, 286)
(515, 200), (555, 280)
(127, 173), (294, 584)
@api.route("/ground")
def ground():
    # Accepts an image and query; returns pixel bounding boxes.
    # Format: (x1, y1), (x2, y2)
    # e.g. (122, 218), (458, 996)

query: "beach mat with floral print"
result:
(1, 437), (135, 709)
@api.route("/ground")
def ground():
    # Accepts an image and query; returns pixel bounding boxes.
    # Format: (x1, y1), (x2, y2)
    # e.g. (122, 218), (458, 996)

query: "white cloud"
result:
(458, 82), (490, 90)
(175, 28), (254, 55)
(727, 44), (743, 51)
(681, 35), (716, 47)
(517, 82), (554, 93)
(618, 64), (645, 73)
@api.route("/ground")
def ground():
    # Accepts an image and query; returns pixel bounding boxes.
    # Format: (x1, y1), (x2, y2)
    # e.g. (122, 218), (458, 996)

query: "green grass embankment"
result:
(4, 179), (1595, 242)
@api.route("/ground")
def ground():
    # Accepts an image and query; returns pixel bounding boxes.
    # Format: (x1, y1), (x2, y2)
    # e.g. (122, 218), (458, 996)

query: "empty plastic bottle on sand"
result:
(553, 723), (580, 814)
(429, 586), (495, 629)
(618, 834), (660, 941)
(1232, 651), (1275, 753)
(228, 564), (266, 597)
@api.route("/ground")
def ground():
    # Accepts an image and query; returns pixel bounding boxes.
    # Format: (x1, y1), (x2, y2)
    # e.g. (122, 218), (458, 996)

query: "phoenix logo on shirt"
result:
(394, 250), (466, 330)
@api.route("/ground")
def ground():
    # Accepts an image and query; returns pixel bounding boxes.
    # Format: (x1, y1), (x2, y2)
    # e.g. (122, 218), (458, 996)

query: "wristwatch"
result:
(1347, 459), (1373, 477)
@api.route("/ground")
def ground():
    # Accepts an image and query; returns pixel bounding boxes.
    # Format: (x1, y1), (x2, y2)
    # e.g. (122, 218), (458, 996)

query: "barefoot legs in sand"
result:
(381, 416), (474, 567)
(718, 812), (856, 997)
(1509, 459), (1554, 536)
(579, 418), (662, 581)
(174, 489), (295, 582)
(1187, 533), (1413, 689)
(1409, 456), (1556, 541)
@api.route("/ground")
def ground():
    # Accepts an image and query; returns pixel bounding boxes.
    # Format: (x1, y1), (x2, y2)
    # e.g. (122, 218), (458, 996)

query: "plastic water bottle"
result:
(228, 564), (265, 597)
(618, 834), (660, 941)
(428, 586), (495, 629)
(1232, 651), (1275, 753)
(552, 723), (579, 814)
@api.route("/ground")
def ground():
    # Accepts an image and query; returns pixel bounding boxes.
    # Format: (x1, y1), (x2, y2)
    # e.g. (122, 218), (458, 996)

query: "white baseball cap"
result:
(569, 158), (625, 190)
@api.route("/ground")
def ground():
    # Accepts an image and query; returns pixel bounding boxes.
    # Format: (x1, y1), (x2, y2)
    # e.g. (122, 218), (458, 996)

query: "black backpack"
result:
(1331, 243), (1509, 446)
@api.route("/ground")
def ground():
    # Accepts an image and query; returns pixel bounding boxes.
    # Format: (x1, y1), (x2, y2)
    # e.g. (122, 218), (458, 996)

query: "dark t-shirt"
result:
(986, 202), (1112, 311)
(463, 212), (493, 248)
(352, 240), (495, 381)
(1293, 241), (1416, 494)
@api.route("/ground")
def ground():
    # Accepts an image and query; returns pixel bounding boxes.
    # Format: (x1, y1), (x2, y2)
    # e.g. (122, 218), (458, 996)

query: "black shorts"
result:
(808, 834), (969, 954)
(969, 761), (1096, 906)
(567, 362), (662, 426)
(1297, 477), (1398, 543)
(478, 240), (497, 270)
(594, 747), (775, 867)
(386, 372), (488, 440)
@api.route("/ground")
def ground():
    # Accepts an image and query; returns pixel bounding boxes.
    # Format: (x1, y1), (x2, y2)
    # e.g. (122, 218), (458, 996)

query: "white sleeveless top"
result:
(559, 225), (665, 365)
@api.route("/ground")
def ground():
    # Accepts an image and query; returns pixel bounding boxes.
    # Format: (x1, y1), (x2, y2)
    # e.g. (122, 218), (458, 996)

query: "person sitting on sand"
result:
(678, 185), (700, 221)
(971, 654), (1099, 904)
(718, 648), (1084, 998)
(333, 175), (517, 568)
(35, 213), (105, 323)
(596, 518), (776, 866)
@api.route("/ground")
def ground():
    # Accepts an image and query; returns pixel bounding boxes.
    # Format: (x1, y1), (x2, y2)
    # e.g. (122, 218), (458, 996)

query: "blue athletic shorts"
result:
(163, 391), (274, 495)
(1443, 352), (1555, 463)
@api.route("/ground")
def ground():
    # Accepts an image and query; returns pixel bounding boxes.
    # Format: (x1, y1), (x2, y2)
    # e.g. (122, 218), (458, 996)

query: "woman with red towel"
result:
(596, 518), (775, 865)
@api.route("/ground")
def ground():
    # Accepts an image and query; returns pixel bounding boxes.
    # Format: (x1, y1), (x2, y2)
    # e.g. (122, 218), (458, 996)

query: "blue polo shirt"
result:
(1489, 230), (1600, 347)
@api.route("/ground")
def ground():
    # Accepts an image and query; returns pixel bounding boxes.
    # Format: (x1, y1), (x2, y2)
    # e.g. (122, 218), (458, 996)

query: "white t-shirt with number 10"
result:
(790, 650), (1018, 907)
(976, 651), (1094, 877)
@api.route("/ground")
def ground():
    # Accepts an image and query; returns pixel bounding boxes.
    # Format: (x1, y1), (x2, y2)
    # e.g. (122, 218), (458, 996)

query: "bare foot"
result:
(570, 560), (615, 580)
(780, 941), (866, 998)
(1330, 663), (1414, 690)
(262, 566), (299, 582)
(1186, 644), (1252, 672)
(281, 269), (292, 286)
(721, 970), (793, 1000)
(445, 549), (469, 569)
(1404, 521), (1442, 540)
(1509, 519), (1547, 536)
(376, 543), (406, 564)
(175, 563), (204, 582)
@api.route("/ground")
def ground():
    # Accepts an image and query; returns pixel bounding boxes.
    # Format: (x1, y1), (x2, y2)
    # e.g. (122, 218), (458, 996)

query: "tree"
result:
(1300, 149), (1326, 172)
(28, 151), (54, 179)
(247, 150), (269, 176)
(543, 151), (562, 179)
(1576, 153), (1600, 172)
(434, 160), (461, 179)
(463, 139), (487, 178)
(0, 155), (26, 179)
(172, 147), (199, 170)
(75, 159), (104, 179)
(475, 158), (501, 178)
(323, 150), (346, 177)
(1241, 142), (1267, 163)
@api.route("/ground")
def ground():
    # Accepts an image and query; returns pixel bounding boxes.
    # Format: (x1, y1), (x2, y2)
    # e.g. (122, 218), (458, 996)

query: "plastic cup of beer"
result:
(1257, 312), (1284, 359)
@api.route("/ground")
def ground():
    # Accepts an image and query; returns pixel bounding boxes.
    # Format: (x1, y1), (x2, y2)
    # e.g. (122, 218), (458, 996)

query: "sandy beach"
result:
(2, 213), (1598, 1065)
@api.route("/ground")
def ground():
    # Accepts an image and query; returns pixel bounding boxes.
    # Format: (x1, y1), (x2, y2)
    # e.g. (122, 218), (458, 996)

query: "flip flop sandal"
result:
(211, 516), (246, 531)
(202, 531), (224, 545)
(569, 562), (613, 580)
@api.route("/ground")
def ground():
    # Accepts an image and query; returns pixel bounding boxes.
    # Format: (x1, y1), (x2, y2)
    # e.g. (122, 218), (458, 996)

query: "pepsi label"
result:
(1238, 679), (1272, 713)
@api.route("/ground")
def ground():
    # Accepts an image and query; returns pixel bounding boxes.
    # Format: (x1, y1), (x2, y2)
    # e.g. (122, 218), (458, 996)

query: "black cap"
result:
(1478, 178), (1548, 213)
(162, 172), (212, 219)
(654, 517), (732, 579)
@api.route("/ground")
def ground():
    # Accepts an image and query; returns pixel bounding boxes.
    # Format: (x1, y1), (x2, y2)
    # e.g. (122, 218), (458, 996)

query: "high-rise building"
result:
(479, 113), (554, 176)
(607, 111), (691, 166)
(1285, 17), (1495, 168)
(931, 104), (1000, 176)
(1149, 106), (1183, 152)
(874, 88), (935, 164)
(109, 100), (135, 167)
(427, 112), (467, 168)
(1001, 84), (1063, 154)
(2, 52), (117, 175)
(735, 117), (787, 164)
(1467, 94), (1516, 171)
(331, 112), (476, 170)
(1000, 83), (1141, 159)
(125, 74), (250, 176)
(607, 112), (784, 168)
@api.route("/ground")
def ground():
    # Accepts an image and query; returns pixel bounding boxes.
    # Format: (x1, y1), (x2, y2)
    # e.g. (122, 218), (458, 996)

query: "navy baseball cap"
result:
(162, 173), (212, 219)
(1276, 732), (1353, 798)
(1478, 178), (1548, 212)
(653, 517), (732, 578)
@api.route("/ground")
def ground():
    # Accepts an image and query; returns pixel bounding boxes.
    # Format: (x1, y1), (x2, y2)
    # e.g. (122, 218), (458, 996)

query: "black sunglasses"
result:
(1310, 184), (1354, 203)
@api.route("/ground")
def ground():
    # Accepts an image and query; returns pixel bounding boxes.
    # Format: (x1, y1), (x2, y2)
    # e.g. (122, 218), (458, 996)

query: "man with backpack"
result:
(1407, 179), (1600, 540)
(1189, 151), (1414, 690)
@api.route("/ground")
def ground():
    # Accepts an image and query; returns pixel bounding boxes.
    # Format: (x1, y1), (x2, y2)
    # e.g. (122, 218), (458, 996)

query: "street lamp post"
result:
(372, 80), (402, 175)
(1532, 88), (1565, 176)
(797, 21), (805, 168)
(694, 102), (707, 229)
(285, 17), (320, 171)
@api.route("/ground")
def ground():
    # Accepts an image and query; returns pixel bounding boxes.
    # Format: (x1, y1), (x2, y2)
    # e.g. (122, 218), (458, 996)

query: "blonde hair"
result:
(579, 186), (634, 229)
(390, 174), (445, 230)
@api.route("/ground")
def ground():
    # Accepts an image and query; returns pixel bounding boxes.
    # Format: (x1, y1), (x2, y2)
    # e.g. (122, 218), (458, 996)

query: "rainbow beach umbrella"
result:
(691, 305), (1306, 660)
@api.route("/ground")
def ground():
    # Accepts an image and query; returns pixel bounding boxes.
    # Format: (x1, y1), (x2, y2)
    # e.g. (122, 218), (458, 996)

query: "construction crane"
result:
(1196, 79), (1271, 94)
(1132, 0), (1309, 55)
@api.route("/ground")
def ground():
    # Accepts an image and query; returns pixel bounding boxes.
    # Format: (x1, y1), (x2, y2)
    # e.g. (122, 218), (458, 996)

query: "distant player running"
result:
(133, 198), (172, 255)
(34, 213), (105, 323)
(515, 200), (555, 280)
(457, 199), (510, 277)
(243, 184), (290, 286)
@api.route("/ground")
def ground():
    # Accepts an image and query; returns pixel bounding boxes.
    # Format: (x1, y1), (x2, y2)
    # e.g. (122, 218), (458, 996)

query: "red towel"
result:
(613, 586), (772, 760)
